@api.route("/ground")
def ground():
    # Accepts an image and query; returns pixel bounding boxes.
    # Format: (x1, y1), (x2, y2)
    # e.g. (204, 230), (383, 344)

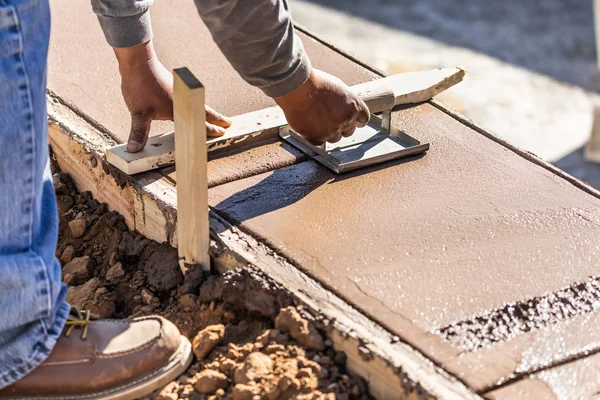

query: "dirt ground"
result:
(51, 156), (372, 400)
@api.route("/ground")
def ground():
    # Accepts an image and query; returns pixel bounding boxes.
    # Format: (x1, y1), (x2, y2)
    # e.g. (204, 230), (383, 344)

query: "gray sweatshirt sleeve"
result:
(91, 0), (154, 49)
(92, 0), (312, 98)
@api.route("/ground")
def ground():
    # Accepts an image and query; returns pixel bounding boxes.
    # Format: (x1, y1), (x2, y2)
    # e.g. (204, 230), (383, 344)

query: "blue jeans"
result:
(0, 0), (69, 388)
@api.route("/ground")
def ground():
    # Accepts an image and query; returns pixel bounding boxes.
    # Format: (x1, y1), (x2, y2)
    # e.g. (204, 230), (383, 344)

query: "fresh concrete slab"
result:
(208, 102), (600, 391)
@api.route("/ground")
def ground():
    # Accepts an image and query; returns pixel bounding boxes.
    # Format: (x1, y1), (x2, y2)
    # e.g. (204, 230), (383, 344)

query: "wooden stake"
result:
(173, 68), (210, 273)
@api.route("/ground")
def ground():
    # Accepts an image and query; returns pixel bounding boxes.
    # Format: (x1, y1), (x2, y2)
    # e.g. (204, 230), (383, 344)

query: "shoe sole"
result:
(7, 336), (193, 400)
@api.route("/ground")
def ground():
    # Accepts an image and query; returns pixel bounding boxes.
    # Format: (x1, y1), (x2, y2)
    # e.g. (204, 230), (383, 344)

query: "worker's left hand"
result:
(274, 69), (370, 145)
(114, 42), (231, 153)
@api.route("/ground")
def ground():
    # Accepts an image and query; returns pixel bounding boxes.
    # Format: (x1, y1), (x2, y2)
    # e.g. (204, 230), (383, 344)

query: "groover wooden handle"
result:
(352, 67), (465, 113)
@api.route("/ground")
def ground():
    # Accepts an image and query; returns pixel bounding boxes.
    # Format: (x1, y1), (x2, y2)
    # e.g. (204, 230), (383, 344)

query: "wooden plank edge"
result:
(173, 68), (210, 272)
(209, 211), (482, 400)
(47, 92), (179, 247)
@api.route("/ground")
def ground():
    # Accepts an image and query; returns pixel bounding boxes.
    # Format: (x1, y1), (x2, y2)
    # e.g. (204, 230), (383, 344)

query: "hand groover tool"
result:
(280, 110), (428, 174)
(106, 67), (465, 175)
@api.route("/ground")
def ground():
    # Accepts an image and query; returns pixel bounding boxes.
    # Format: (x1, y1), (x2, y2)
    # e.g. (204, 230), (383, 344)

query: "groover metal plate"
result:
(280, 114), (429, 173)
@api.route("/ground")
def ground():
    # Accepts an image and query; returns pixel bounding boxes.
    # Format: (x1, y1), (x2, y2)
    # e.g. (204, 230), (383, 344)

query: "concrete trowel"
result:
(280, 68), (465, 173)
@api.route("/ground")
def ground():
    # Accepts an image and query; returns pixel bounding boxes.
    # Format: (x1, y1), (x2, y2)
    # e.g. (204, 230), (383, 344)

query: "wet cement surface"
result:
(48, 0), (374, 144)
(486, 348), (600, 399)
(207, 103), (600, 391)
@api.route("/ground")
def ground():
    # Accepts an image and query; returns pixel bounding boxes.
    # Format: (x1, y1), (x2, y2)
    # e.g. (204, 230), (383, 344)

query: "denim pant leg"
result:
(0, 0), (70, 388)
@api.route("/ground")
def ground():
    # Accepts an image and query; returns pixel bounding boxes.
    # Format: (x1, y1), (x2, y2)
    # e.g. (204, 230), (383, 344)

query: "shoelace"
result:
(64, 308), (94, 340)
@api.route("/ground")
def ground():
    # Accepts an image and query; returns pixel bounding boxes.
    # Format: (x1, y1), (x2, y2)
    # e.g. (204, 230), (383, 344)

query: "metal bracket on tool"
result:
(280, 113), (429, 174)
(381, 110), (392, 135)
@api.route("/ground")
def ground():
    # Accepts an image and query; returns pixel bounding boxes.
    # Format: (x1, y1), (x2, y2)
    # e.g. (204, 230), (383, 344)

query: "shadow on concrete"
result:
(553, 146), (600, 190)
(300, 0), (600, 91)
(212, 153), (425, 232)
(211, 161), (330, 233)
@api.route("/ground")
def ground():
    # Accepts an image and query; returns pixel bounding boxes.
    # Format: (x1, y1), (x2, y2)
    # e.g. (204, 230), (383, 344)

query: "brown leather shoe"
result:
(0, 309), (193, 399)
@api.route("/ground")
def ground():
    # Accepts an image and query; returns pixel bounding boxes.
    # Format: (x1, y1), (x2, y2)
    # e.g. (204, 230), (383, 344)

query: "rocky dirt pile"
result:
(52, 160), (372, 400)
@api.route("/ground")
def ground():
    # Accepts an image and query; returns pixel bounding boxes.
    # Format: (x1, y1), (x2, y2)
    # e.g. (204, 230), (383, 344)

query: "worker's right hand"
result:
(114, 41), (231, 153)
(274, 69), (370, 145)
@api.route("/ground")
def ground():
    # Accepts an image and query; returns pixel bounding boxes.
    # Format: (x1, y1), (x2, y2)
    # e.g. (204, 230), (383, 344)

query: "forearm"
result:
(194, 0), (312, 98)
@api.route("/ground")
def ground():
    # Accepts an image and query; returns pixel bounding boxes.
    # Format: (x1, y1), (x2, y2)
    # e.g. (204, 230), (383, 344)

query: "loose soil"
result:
(51, 157), (372, 400)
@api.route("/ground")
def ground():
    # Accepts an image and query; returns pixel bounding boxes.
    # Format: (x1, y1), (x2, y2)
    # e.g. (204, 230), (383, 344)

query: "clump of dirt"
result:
(51, 160), (372, 400)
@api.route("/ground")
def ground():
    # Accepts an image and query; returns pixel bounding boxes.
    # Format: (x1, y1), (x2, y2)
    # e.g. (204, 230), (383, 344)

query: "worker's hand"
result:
(274, 69), (370, 145)
(114, 42), (231, 153)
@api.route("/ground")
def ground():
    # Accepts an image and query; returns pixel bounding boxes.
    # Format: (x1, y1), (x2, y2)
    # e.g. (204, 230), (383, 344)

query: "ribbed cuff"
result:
(96, 9), (153, 48)
(262, 48), (312, 98)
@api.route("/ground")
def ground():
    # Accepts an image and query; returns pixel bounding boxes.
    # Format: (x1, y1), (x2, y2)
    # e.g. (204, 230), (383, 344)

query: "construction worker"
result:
(0, 0), (369, 398)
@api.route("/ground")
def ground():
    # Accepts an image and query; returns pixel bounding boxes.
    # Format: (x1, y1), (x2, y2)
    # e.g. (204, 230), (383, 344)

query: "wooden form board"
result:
(106, 67), (465, 175)
(173, 68), (210, 273)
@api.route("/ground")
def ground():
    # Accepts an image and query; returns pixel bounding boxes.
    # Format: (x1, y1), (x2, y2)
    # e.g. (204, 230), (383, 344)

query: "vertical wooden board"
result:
(173, 68), (210, 272)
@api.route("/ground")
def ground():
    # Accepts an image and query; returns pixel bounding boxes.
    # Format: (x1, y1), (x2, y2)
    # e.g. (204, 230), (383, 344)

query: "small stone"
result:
(334, 351), (347, 366)
(265, 344), (285, 354)
(319, 356), (332, 366)
(275, 307), (324, 351)
(299, 358), (324, 378)
(194, 370), (229, 394)
(62, 256), (94, 285)
(66, 278), (115, 318)
(219, 359), (237, 375)
(139, 305), (155, 314)
(297, 368), (318, 391)
(179, 293), (198, 309)
(68, 219), (87, 238)
(265, 385), (281, 400)
(60, 245), (76, 264)
(234, 352), (273, 384)
(154, 381), (180, 400)
(278, 374), (300, 392)
(57, 195), (74, 215)
(192, 324), (225, 360)
(232, 383), (260, 400)
(141, 288), (157, 305)
(108, 252), (118, 267)
(106, 262), (126, 284)
(223, 310), (237, 323)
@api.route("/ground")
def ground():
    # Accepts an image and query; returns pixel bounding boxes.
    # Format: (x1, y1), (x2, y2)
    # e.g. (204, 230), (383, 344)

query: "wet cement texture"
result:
(207, 103), (600, 392)
(439, 276), (600, 352)
(48, 0), (600, 396)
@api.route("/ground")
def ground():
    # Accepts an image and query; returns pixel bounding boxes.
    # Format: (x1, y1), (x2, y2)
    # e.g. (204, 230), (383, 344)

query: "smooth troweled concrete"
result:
(207, 103), (600, 392)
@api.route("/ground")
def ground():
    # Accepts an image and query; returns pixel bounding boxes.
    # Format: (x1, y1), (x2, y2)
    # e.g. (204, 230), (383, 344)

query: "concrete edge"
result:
(210, 212), (483, 400)
(429, 99), (600, 201)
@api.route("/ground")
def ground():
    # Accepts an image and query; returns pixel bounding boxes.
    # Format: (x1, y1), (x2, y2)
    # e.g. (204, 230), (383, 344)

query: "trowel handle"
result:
(351, 67), (465, 114)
